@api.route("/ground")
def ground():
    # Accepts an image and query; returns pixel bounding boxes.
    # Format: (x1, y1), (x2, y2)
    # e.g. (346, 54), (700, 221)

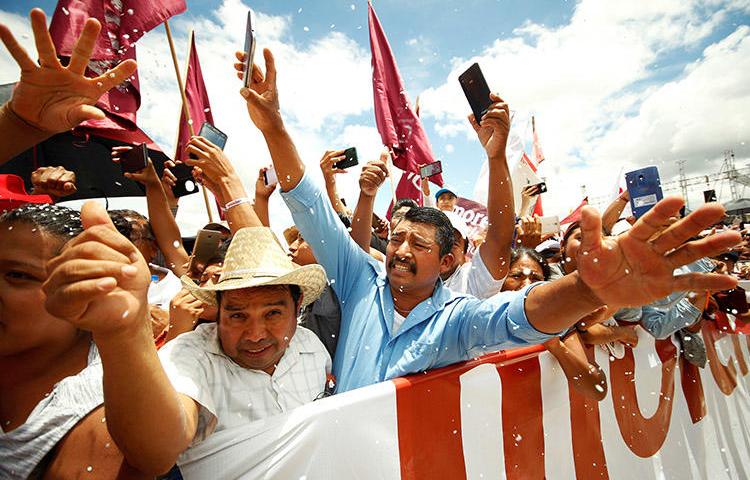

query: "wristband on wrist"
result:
(222, 197), (252, 213)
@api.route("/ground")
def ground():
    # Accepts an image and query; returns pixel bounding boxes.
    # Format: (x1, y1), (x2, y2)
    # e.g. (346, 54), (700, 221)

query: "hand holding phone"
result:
(119, 143), (149, 173)
(420, 161), (443, 179)
(459, 63), (492, 124)
(187, 229), (223, 279)
(264, 165), (278, 186)
(333, 147), (358, 170)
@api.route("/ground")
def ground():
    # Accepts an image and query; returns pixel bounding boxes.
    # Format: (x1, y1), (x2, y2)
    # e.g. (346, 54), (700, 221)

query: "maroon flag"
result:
(386, 172), (423, 219)
(175, 32), (214, 164)
(368, 2), (442, 186)
(49, 0), (185, 133)
(49, 0), (186, 61)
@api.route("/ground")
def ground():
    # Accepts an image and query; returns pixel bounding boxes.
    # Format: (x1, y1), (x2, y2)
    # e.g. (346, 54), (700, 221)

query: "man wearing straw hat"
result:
(44, 202), (331, 474)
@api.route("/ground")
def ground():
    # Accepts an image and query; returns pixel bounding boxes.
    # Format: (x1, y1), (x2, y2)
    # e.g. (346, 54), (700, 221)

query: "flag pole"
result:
(164, 20), (214, 222)
(171, 30), (193, 160)
(385, 147), (397, 205)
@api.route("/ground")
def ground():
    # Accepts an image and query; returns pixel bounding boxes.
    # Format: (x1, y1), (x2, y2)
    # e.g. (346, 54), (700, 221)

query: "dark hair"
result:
(390, 198), (419, 218)
(217, 284), (303, 309)
(402, 207), (454, 257)
(561, 221), (581, 248)
(0, 203), (83, 248)
(109, 209), (154, 243)
(510, 247), (551, 281)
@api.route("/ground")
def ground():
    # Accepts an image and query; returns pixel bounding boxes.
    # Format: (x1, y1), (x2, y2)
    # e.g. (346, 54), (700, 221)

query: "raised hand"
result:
(184, 136), (237, 199)
(576, 197), (741, 310)
(30, 165), (77, 198)
(359, 154), (389, 198)
(43, 201), (150, 339)
(320, 150), (347, 184)
(468, 92), (509, 161)
(0, 9), (137, 133)
(255, 166), (277, 200)
(236, 48), (282, 133)
(111, 146), (160, 186)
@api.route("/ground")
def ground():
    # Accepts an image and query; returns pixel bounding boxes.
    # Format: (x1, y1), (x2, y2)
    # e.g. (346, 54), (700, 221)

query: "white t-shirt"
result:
(158, 323), (331, 464)
(392, 311), (407, 334)
(444, 247), (506, 299)
(147, 269), (183, 310)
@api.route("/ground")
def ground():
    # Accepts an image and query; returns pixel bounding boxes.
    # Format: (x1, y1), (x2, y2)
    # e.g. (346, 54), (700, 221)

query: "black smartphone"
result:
(120, 143), (149, 173)
(420, 161), (443, 178)
(187, 228), (223, 279)
(334, 147), (358, 170)
(171, 163), (199, 197)
(533, 182), (547, 194)
(242, 10), (256, 89)
(458, 63), (492, 124)
(199, 122), (228, 149)
(189, 122), (228, 160)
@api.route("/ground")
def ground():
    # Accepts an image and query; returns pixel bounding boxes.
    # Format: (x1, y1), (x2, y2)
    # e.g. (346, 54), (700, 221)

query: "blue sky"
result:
(1, 1), (748, 234)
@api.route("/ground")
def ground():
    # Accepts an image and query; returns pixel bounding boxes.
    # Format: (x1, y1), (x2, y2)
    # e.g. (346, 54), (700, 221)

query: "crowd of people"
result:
(1, 8), (748, 479)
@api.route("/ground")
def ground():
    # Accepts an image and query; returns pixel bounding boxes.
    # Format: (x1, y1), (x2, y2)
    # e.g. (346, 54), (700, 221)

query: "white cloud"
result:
(420, 0), (750, 216)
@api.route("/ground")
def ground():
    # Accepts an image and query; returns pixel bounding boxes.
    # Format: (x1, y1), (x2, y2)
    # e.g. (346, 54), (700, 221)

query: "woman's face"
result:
(0, 223), (81, 356)
(562, 227), (582, 274)
(502, 255), (545, 292)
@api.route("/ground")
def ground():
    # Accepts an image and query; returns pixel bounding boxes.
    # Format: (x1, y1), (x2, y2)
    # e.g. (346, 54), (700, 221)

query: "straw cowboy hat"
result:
(181, 226), (328, 308)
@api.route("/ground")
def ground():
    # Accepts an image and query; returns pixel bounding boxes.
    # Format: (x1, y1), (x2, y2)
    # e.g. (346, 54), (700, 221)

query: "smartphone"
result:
(372, 213), (385, 230)
(533, 182), (547, 194)
(420, 161), (443, 178)
(264, 165), (278, 186)
(199, 122), (228, 149)
(333, 147), (358, 170)
(120, 143), (149, 173)
(540, 215), (560, 236)
(458, 63), (492, 124)
(626, 166), (663, 219)
(242, 11), (256, 89)
(171, 163), (199, 197)
(187, 229), (223, 278)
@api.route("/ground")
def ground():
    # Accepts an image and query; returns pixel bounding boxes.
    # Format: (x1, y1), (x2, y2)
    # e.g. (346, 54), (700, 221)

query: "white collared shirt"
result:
(158, 323), (331, 454)
(444, 247), (506, 299)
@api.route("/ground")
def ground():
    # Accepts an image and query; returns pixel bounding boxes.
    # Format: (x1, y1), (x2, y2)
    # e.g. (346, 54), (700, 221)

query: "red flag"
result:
(531, 116), (545, 165)
(386, 172), (424, 219)
(368, 2), (442, 186)
(175, 33), (214, 163)
(560, 197), (588, 225)
(49, 0), (186, 61)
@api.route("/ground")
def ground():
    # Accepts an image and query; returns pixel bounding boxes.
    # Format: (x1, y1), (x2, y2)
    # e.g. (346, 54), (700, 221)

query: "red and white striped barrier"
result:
(179, 322), (750, 479)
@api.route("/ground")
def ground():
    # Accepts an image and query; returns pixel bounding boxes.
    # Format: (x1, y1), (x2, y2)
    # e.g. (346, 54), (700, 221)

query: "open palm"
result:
(0, 9), (136, 132)
(576, 197), (740, 309)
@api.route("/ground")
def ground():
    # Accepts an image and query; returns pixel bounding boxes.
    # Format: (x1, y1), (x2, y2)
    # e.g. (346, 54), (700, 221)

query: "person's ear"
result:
(296, 292), (305, 315)
(439, 252), (455, 274)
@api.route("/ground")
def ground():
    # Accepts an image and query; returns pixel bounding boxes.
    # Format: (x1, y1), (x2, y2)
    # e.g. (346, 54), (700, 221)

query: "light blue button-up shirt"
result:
(281, 172), (555, 392)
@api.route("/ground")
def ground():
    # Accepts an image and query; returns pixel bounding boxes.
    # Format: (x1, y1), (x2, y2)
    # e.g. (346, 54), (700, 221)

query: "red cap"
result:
(0, 174), (53, 214)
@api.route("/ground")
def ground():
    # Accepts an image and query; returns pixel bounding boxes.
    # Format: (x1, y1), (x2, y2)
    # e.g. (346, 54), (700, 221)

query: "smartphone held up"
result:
(242, 10), (256, 88)
(459, 63), (492, 124)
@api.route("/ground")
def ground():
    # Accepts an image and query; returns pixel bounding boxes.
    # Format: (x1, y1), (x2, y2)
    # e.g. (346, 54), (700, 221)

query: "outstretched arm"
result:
(43, 202), (198, 475)
(253, 166), (277, 227)
(468, 93), (514, 280)
(601, 190), (630, 235)
(0, 9), (136, 164)
(112, 147), (189, 276)
(524, 198), (740, 334)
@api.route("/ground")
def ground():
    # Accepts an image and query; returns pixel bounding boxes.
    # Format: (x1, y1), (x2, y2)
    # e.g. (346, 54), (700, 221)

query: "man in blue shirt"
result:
(237, 48), (741, 392)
